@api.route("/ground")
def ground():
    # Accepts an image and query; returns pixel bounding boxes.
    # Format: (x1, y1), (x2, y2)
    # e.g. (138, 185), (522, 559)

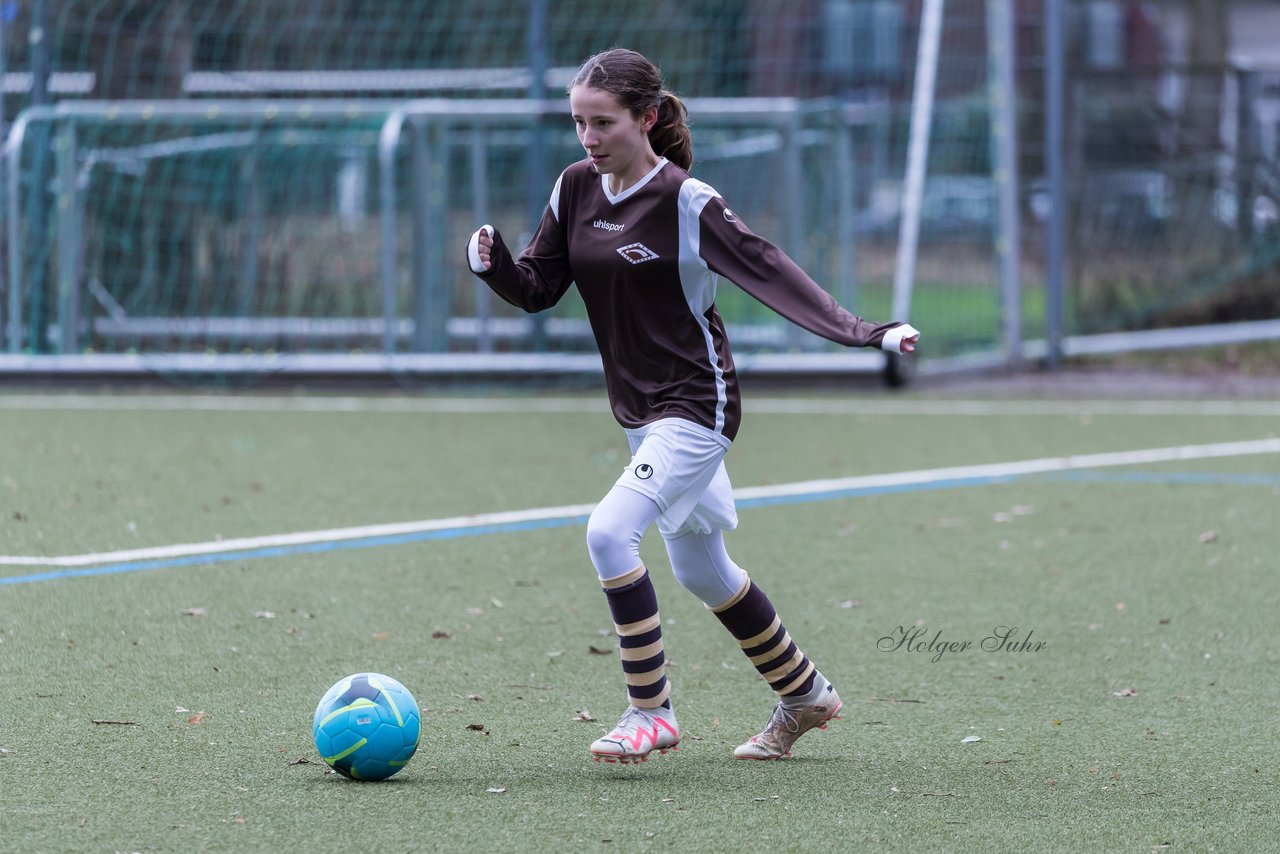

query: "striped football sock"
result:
(601, 564), (670, 710)
(710, 576), (817, 699)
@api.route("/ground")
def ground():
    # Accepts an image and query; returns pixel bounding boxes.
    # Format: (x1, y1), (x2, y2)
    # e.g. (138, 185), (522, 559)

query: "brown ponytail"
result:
(569, 49), (695, 171)
(651, 90), (693, 171)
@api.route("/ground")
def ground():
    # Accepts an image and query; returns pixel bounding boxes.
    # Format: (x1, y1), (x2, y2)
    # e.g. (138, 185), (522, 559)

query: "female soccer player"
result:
(466, 48), (919, 764)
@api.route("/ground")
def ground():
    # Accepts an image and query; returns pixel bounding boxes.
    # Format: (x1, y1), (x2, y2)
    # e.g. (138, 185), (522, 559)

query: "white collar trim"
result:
(601, 158), (668, 204)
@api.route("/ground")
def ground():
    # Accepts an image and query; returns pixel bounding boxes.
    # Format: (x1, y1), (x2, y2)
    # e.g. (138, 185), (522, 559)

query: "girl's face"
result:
(569, 85), (659, 189)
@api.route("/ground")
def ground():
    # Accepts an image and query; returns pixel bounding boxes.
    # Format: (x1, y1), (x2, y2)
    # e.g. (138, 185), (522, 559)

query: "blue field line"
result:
(1, 469), (1274, 587)
(734, 474), (1022, 510)
(1036, 471), (1280, 487)
(0, 516), (592, 587)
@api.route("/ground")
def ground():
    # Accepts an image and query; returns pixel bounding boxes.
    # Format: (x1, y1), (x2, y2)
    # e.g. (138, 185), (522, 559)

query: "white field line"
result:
(2, 393), (1280, 416)
(0, 502), (598, 568)
(2, 438), (1277, 570)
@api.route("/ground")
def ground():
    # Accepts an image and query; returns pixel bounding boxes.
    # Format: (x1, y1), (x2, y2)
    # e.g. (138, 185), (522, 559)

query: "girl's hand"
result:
(468, 225), (495, 273)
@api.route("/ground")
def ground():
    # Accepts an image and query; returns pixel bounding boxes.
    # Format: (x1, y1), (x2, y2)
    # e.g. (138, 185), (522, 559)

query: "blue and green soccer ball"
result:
(312, 672), (421, 780)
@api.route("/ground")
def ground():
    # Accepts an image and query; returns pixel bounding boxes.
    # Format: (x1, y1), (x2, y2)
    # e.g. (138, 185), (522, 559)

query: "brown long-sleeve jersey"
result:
(471, 158), (904, 442)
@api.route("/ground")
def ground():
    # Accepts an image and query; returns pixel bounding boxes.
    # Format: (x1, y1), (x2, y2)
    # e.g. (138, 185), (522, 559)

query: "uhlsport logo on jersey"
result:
(593, 219), (626, 233)
(634, 463), (655, 480)
(617, 243), (659, 265)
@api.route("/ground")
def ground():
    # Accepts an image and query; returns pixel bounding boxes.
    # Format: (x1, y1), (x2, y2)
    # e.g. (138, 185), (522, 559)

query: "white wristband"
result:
(880, 323), (921, 354)
(467, 224), (494, 273)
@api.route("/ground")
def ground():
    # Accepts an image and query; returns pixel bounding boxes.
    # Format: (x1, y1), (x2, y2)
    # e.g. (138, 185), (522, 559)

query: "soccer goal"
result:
(1, 96), (895, 380)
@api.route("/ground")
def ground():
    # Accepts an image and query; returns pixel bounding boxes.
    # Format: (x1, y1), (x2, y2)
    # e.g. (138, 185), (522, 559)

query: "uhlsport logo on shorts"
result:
(634, 463), (655, 480)
(617, 243), (659, 265)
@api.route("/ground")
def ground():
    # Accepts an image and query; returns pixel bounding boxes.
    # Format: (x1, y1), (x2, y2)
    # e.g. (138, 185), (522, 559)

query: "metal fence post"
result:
(526, 0), (550, 352)
(781, 116), (805, 349)
(469, 128), (493, 353)
(833, 111), (857, 311)
(378, 109), (404, 354)
(410, 119), (449, 352)
(988, 0), (1021, 368)
(1044, 0), (1066, 368)
(55, 119), (81, 354)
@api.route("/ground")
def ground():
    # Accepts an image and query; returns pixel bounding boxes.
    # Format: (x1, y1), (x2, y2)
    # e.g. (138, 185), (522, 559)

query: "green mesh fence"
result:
(1, 1), (1274, 366)
(1063, 66), (1280, 335)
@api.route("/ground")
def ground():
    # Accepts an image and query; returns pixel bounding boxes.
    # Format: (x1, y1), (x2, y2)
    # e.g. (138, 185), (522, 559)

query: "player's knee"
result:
(665, 529), (746, 606)
(670, 561), (733, 606)
(586, 513), (638, 577)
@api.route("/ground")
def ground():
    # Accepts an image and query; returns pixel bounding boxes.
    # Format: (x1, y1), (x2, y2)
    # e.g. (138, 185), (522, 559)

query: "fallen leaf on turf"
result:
(466, 724), (490, 735)
(1200, 530), (1218, 544)
(961, 735), (983, 744)
(431, 630), (451, 639)
(572, 709), (595, 722)
(187, 712), (208, 725)
(254, 611), (276, 619)
(485, 786), (506, 794)
(870, 697), (925, 704)
(181, 607), (208, 617)
(1113, 687), (1138, 698)
(91, 719), (139, 726)
(839, 599), (862, 609)
(490, 598), (504, 608)
(466, 693), (485, 702)
(371, 631), (390, 641)
(588, 645), (613, 655)
(288, 757), (312, 766)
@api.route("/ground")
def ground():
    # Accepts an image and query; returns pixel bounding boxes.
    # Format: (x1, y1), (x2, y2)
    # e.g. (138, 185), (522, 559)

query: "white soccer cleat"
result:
(590, 704), (680, 765)
(733, 682), (842, 760)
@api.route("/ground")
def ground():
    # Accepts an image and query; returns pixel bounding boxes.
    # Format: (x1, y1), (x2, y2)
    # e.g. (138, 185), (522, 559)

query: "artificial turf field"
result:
(1, 389), (1277, 852)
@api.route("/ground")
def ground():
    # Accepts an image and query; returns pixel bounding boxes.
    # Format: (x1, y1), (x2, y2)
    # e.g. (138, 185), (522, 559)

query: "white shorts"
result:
(615, 418), (739, 538)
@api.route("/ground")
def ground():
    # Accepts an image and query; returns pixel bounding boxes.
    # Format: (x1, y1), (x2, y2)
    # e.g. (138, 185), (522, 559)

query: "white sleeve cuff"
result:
(880, 323), (920, 354)
(467, 224), (493, 273)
